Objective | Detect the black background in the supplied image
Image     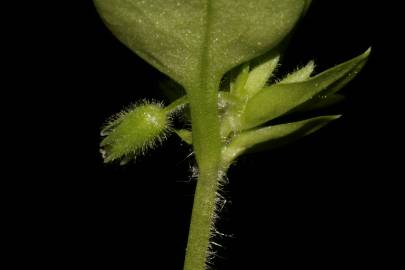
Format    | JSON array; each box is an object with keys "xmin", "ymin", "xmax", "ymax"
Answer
[{"xmin": 11, "ymin": 1, "xmax": 400, "ymax": 269}]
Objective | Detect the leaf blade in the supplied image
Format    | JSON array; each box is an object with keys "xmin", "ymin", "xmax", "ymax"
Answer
[
  {"xmin": 295, "ymin": 94, "xmax": 345, "ymax": 113},
  {"xmin": 222, "ymin": 115, "xmax": 340, "ymax": 166},
  {"xmin": 279, "ymin": 60, "xmax": 314, "ymax": 84},
  {"xmin": 242, "ymin": 48, "xmax": 370, "ymax": 129},
  {"xmin": 94, "ymin": 0, "xmax": 309, "ymax": 89},
  {"xmin": 175, "ymin": 129, "xmax": 193, "ymax": 145},
  {"xmin": 243, "ymin": 54, "xmax": 280, "ymax": 99}
]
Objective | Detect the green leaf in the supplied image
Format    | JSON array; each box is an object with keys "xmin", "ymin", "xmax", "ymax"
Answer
[
  {"xmin": 164, "ymin": 95, "xmax": 189, "ymax": 113},
  {"xmin": 279, "ymin": 60, "xmax": 314, "ymax": 84},
  {"xmin": 243, "ymin": 54, "xmax": 280, "ymax": 99},
  {"xmin": 93, "ymin": 0, "xmax": 309, "ymax": 90},
  {"xmin": 221, "ymin": 115, "xmax": 340, "ymax": 166},
  {"xmin": 175, "ymin": 129, "xmax": 193, "ymax": 145},
  {"xmin": 322, "ymin": 54, "xmax": 370, "ymax": 96},
  {"xmin": 242, "ymin": 48, "xmax": 370, "ymax": 129},
  {"xmin": 295, "ymin": 94, "xmax": 345, "ymax": 113},
  {"xmin": 230, "ymin": 64, "xmax": 250, "ymax": 98}
]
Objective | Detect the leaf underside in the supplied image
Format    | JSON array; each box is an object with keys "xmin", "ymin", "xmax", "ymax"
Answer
[{"xmin": 94, "ymin": 0, "xmax": 309, "ymax": 91}]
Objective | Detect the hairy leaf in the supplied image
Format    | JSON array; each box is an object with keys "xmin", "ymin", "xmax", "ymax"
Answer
[
  {"xmin": 280, "ymin": 60, "xmax": 314, "ymax": 84},
  {"xmin": 243, "ymin": 54, "xmax": 280, "ymax": 99}
]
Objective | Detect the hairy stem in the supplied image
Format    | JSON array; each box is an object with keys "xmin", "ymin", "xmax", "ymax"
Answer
[
  {"xmin": 183, "ymin": 79, "xmax": 222, "ymax": 269},
  {"xmin": 183, "ymin": 166, "xmax": 221, "ymax": 270},
  {"xmin": 184, "ymin": 2, "xmax": 222, "ymax": 268}
]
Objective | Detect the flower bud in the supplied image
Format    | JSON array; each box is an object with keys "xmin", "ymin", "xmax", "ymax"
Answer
[{"xmin": 100, "ymin": 102, "xmax": 170, "ymax": 163}]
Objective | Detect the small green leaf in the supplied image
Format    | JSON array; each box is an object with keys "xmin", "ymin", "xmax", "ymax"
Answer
[
  {"xmin": 100, "ymin": 103, "xmax": 170, "ymax": 163},
  {"xmin": 279, "ymin": 60, "xmax": 314, "ymax": 84},
  {"xmin": 230, "ymin": 64, "xmax": 250, "ymax": 98},
  {"xmin": 243, "ymin": 54, "xmax": 280, "ymax": 99},
  {"xmin": 322, "ymin": 53, "xmax": 370, "ymax": 96},
  {"xmin": 164, "ymin": 95, "xmax": 189, "ymax": 113},
  {"xmin": 222, "ymin": 115, "xmax": 340, "ymax": 166},
  {"xmin": 242, "ymin": 48, "xmax": 370, "ymax": 129},
  {"xmin": 175, "ymin": 129, "xmax": 193, "ymax": 145}
]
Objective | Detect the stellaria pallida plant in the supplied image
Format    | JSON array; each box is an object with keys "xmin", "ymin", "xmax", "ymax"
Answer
[{"xmin": 94, "ymin": 1, "xmax": 370, "ymax": 269}]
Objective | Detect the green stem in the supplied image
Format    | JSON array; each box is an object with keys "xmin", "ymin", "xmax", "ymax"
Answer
[
  {"xmin": 183, "ymin": 81, "xmax": 222, "ymax": 269},
  {"xmin": 183, "ymin": 166, "xmax": 221, "ymax": 270},
  {"xmin": 184, "ymin": 2, "xmax": 222, "ymax": 268}
]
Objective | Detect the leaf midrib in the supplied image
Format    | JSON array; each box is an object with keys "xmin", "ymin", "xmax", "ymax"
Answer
[{"xmin": 197, "ymin": 0, "xmax": 214, "ymax": 92}]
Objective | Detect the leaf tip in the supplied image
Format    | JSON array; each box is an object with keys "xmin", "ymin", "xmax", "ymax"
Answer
[
  {"xmin": 361, "ymin": 47, "xmax": 372, "ymax": 59},
  {"xmin": 328, "ymin": 114, "xmax": 342, "ymax": 121}
]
